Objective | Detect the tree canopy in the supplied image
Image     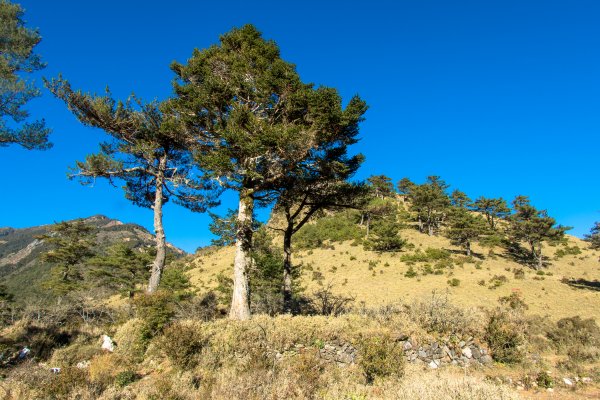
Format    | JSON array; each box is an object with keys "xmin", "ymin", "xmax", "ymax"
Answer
[
  {"xmin": 0, "ymin": 0, "xmax": 51, "ymax": 150},
  {"xmin": 171, "ymin": 24, "xmax": 367, "ymax": 319}
]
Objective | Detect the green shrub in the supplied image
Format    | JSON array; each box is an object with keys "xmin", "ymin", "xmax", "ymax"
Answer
[
  {"xmin": 157, "ymin": 323, "xmax": 205, "ymax": 369},
  {"xmin": 555, "ymin": 245, "xmax": 581, "ymax": 258},
  {"xmin": 485, "ymin": 309, "xmax": 525, "ymax": 364},
  {"xmin": 295, "ymin": 211, "xmax": 363, "ymax": 249},
  {"xmin": 400, "ymin": 247, "xmax": 451, "ymax": 263},
  {"xmin": 488, "ymin": 275, "xmax": 508, "ymax": 289},
  {"xmin": 498, "ymin": 292, "xmax": 528, "ymax": 311},
  {"xmin": 133, "ymin": 291, "xmax": 176, "ymax": 341},
  {"xmin": 536, "ymin": 371, "xmax": 554, "ymax": 388},
  {"xmin": 115, "ymin": 370, "xmax": 138, "ymax": 388},
  {"xmin": 447, "ymin": 278, "xmax": 460, "ymax": 287},
  {"xmin": 357, "ymin": 335, "xmax": 405, "ymax": 383},
  {"xmin": 363, "ymin": 219, "xmax": 407, "ymax": 252},
  {"xmin": 404, "ymin": 266, "xmax": 417, "ymax": 278}
]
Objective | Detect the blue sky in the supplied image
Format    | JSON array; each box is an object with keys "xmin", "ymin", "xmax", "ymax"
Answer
[{"xmin": 2, "ymin": 0, "xmax": 599, "ymax": 252}]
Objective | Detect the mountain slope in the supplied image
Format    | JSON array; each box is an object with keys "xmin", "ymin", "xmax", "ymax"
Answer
[
  {"xmin": 185, "ymin": 228, "xmax": 600, "ymax": 321},
  {"xmin": 0, "ymin": 215, "xmax": 185, "ymax": 301}
]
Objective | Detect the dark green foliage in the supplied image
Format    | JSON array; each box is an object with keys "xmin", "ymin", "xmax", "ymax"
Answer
[
  {"xmin": 450, "ymin": 190, "xmax": 471, "ymax": 209},
  {"xmin": 364, "ymin": 218, "xmax": 407, "ymax": 252},
  {"xmin": 485, "ymin": 309, "xmax": 525, "ymax": 364},
  {"xmin": 115, "ymin": 370, "xmax": 138, "ymax": 388},
  {"xmin": 88, "ymin": 243, "xmax": 152, "ymax": 297},
  {"xmin": 363, "ymin": 199, "xmax": 407, "ymax": 252},
  {"xmin": 396, "ymin": 177, "xmax": 416, "ymax": 196},
  {"xmin": 160, "ymin": 265, "xmax": 192, "ymax": 300},
  {"xmin": 0, "ymin": 0, "xmax": 51, "ymax": 150},
  {"xmin": 367, "ymin": 175, "xmax": 395, "ymax": 199},
  {"xmin": 44, "ymin": 79, "xmax": 217, "ymax": 215},
  {"xmin": 536, "ymin": 371, "xmax": 554, "ymax": 388},
  {"xmin": 445, "ymin": 208, "xmax": 488, "ymax": 256},
  {"xmin": 584, "ymin": 222, "xmax": 600, "ymax": 250},
  {"xmin": 472, "ymin": 197, "xmax": 510, "ymax": 230},
  {"xmin": 158, "ymin": 323, "xmax": 205, "ymax": 369},
  {"xmin": 0, "ymin": 216, "xmax": 183, "ymax": 304},
  {"xmin": 0, "ymin": 283, "xmax": 12, "ymax": 302},
  {"xmin": 554, "ymin": 245, "xmax": 581, "ymax": 259},
  {"xmin": 171, "ymin": 24, "xmax": 367, "ymax": 318},
  {"xmin": 45, "ymin": 75, "xmax": 218, "ymax": 294},
  {"xmin": 357, "ymin": 335, "xmax": 405, "ymax": 383},
  {"xmin": 133, "ymin": 291, "xmax": 176, "ymax": 341},
  {"xmin": 39, "ymin": 220, "xmax": 96, "ymax": 296},
  {"xmin": 249, "ymin": 229, "xmax": 288, "ymax": 314},
  {"xmin": 508, "ymin": 196, "xmax": 570, "ymax": 269},
  {"xmin": 404, "ymin": 176, "xmax": 451, "ymax": 235},
  {"xmin": 447, "ymin": 278, "xmax": 460, "ymax": 287},
  {"xmin": 404, "ymin": 266, "xmax": 418, "ymax": 278},
  {"xmin": 295, "ymin": 211, "xmax": 362, "ymax": 249}
]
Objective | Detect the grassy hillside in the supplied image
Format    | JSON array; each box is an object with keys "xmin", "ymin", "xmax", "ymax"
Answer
[{"xmin": 186, "ymin": 229, "xmax": 599, "ymax": 321}]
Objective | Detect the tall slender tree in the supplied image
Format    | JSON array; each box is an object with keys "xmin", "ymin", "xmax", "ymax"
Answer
[
  {"xmin": 45, "ymin": 79, "xmax": 218, "ymax": 293},
  {"xmin": 0, "ymin": 0, "xmax": 51, "ymax": 150},
  {"xmin": 171, "ymin": 24, "xmax": 367, "ymax": 319}
]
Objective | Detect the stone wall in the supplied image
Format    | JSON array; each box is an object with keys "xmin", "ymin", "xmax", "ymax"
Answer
[{"xmin": 290, "ymin": 336, "xmax": 492, "ymax": 368}]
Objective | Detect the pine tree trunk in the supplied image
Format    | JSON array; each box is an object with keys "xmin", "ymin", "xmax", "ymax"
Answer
[
  {"xmin": 428, "ymin": 224, "xmax": 434, "ymax": 236},
  {"xmin": 229, "ymin": 190, "xmax": 253, "ymax": 320},
  {"xmin": 366, "ymin": 214, "xmax": 371, "ymax": 238},
  {"xmin": 418, "ymin": 215, "xmax": 423, "ymax": 232},
  {"xmin": 466, "ymin": 241, "xmax": 471, "ymax": 257},
  {"xmin": 282, "ymin": 228, "xmax": 293, "ymax": 314},
  {"xmin": 537, "ymin": 244, "xmax": 543, "ymax": 270},
  {"xmin": 147, "ymin": 156, "xmax": 167, "ymax": 293}
]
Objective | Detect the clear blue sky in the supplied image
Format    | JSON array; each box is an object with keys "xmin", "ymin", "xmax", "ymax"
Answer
[{"xmin": 2, "ymin": 0, "xmax": 599, "ymax": 252}]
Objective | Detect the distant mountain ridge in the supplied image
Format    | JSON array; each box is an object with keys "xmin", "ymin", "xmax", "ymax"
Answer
[{"xmin": 0, "ymin": 215, "xmax": 185, "ymax": 301}]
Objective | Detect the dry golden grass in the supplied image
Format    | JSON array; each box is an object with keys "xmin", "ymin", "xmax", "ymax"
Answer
[{"xmin": 185, "ymin": 230, "xmax": 600, "ymax": 321}]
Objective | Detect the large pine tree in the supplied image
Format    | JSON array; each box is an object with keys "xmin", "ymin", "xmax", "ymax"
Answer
[
  {"xmin": 508, "ymin": 196, "xmax": 569, "ymax": 270},
  {"xmin": 171, "ymin": 24, "xmax": 366, "ymax": 319},
  {"xmin": 0, "ymin": 0, "xmax": 51, "ymax": 150},
  {"xmin": 45, "ymin": 80, "xmax": 218, "ymax": 293}
]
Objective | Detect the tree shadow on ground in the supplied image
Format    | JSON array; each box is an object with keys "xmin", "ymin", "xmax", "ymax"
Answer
[
  {"xmin": 447, "ymin": 249, "xmax": 485, "ymax": 260},
  {"xmin": 563, "ymin": 278, "xmax": 600, "ymax": 292},
  {"xmin": 500, "ymin": 241, "xmax": 549, "ymax": 269}
]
